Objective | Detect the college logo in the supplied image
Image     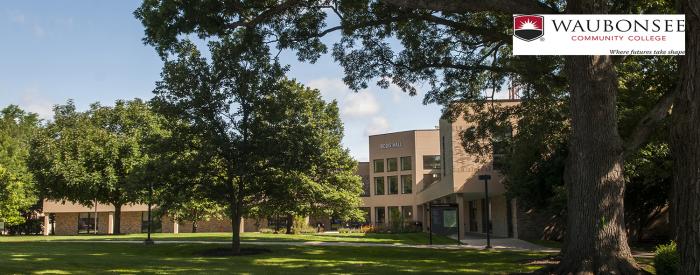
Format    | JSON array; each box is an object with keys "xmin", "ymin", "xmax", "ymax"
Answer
[{"xmin": 513, "ymin": 15, "xmax": 544, "ymax": 41}]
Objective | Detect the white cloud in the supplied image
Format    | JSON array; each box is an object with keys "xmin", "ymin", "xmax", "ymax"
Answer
[
  {"xmin": 16, "ymin": 88, "xmax": 54, "ymax": 120},
  {"xmin": 365, "ymin": 116, "xmax": 390, "ymax": 136},
  {"xmin": 342, "ymin": 91, "xmax": 380, "ymax": 117},
  {"xmin": 306, "ymin": 77, "xmax": 381, "ymax": 118}
]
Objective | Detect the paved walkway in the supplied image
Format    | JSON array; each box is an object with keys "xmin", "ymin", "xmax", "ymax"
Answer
[
  {"xmin": 45, "ymin": 239, "xmax": 557, "ymax": 252},
  {"xmin": 42, "ymin": 239, "xmax": 653, "ymax": 258}
]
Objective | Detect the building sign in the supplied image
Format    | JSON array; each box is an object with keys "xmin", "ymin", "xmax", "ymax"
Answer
[
  {"xmin": 513, "ymin": 14, "xmax": 685, "ymax": 55},
  {"xmin": 379, "ymin": 142, "xmax": 402, "ymax": 149}
]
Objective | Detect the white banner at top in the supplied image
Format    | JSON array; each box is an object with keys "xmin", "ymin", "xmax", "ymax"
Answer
[{"xmin": 512, "ymin": 14, "xmax": 685, "ymax": 55}]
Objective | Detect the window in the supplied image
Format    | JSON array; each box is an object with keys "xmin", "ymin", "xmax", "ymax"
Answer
[
  {"xmin": 386, "ymin": 158, "xmax": 398, "ymax": 172},
  {"xmin": 441, "ymin": 136, "xmax": 446, "ymax": 175},
  {"xmin": 401, "ymin": 175, "xmax": 413, "ymax": 194},
  {"xmin": 373, "ymin": 159, "xmax": 384, "ymax": 173},
  {"xmin": 374, "ymin": 177, "xmax": 385, "ymax": 195},
  {"xmin": 141, "ymin": 212, "xmax": 162, "ymax": 233},
  {"xmin": 401, "ymin": 206, "xmax": 413, "ymax": 220},
  {"xmin": 78, "ymin": 213, "xmax": 97, "ymax": 234},
  {"xmin": 267, "ymin": 215, "xmax": 289, "ymax": 229},
  {"xmin": 400, "ymin": 156, "xmax": 412, "ymax": 171},
  {"xmin": 388, "ymin": 206, "xmax": 400, "ymax": 222},
  {"xmin": 360, "ymin": 175, "xmax": 370, "ymax": 197},
  {"xmin": 375, "ymin": 207, "xmax": 385, "ymax": 224},
  {"xmin": 388, "ymin": 176, "xmax": 399, "ymax": 195},
  {"xmin": 423, "ymin": 155, "xmax": 441, "ymax": 169},
  {"xmin": 492, "ymin": 126, "xmax": 513, "ymax": 171}
]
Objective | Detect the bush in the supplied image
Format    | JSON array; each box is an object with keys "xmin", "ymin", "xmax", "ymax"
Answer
[
  {"xmin": 338, "ymin": 227, "xmax": 363, "ymax": 234},
  {"xmin": 259, "ymin": 228, "xmax": 275, "ymax": 234},
  {"xmin": 292, "ymin": 216, "xmax": 316, "ymax": 234},
  {"xmin": 654, "ymin": 241, "xmax": 679, "ymax": 275}
]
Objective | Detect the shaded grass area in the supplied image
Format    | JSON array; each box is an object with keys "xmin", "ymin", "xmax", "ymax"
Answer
[
  {"xmin": 1, "ymin": 242, "xmax": 547, "ymax": 274},
  {"xmin": 0, "ymin": 232, "xmax": 457, "ymax": 245}
]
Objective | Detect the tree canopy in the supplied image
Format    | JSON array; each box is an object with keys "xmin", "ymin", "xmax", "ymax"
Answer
[
  {"xmin": 29, "ymin": 99, "xmax": 165, "ymax": 234},
  {"xmin": 0, "ymin": 106, "xmax": 40, "ymax": 226}
]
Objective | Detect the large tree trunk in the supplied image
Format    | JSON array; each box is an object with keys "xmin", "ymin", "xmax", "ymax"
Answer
[
  {"xmin": 671, "ymin": 1, "xmax": 700, "ymax": 273},
  {"xmin": 554, "ymin": 54, "xmax": 642, "ymax": 274},
  {"xmin": 113, "ymin": 204, "xmax": 122, "ymax": 235},
  {"xmin": 192, "ymin": 220, "xmax": 198, "ymax": 233},
  {"xmin": 285, "ymin": 214, "xmax": 293, "ymax": 234},
  {"xmin": 545, "ymin": 1, "xmax": 646, "ymax": 272}
]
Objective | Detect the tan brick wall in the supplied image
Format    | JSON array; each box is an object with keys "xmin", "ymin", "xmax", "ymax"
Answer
[
  {"xmin": 118, "ymin": 211, "xmax": 143, "ymax": 234},
  {"xmin": 243, "ymin": 218, "xmax": 267, "ymax": 232},
  {"xmin": 161, "ymin": 216, "xmax": 174, "ymax": 233},
  {"xmin": 54, "ymin": 213, "xmax": 78, "ymax": 235},
  {"xmin": 97, "ymin": 212, "xmax": 110, "ymax": 234}
]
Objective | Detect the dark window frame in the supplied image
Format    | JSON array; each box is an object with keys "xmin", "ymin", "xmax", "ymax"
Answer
[
  {"xmin": 77, "ymin": 212, "xmax": 97, "ymax": 234},
  {"xmin": 388, "ymin": 176, "xmax": 399, "ymax": 195},
  {"xmin": 141, "ymin": 211, "xmax": 163, "ymax": 233},
  {"xmin": 386, "ymin": 158, "xmax": 398, "ymax": 172},
  {"xmin": 400, "ymin": 156, "xmax": 412, "ymax": 171},
  {"xmin": 373, "ymin": 159, "xmax": 384, "ymax": 173},
  {"xmin": 374, "ymin": 177, "xmax": 385, "ymax": 195},
  {"xmin": 401, "ymin": 175, "xmax": 413, "ymax": 194},
  {"xmin": 423, "ymin": 155, "xmax": 441, "ymax": 170}
]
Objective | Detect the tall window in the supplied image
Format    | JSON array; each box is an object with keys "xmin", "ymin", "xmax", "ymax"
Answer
[
  {"xmin": 374, "ymin": 177, "xmax": 385, "ymax": 195},
  {"xmin": 388, "ymin": 176, "xmax": 399, "ymax": 195},
  {"xmin": 400, "ymin": 156, "xmax": 412, "ymax": 171},
  {"xmin": 492, "ymin": 126, "xmax": 513, "ymax": 171},
  {"xmin": 423, "ymin": 155, "xmax": 441, "ymax": 169},
  {"xmin": 78, "ymin": 213, "xmax": 97, "ymax": 234},
  {"xmin": 387, "ymin": 158, "xmax": 398, "ymax": 172},
  {"xmin": 360, "ymin": 175, "xmax": 370, "ymax": 197},
  {"xmin": 373, "ymin": 159, "xmax": 384, "ymax": 173},
  {"xmin": 375, "ymin": 207, "xmax": 385, "ymax": 224},
  {"xmin": 401, "ymin": 175, "xmax": 413, "ymax": 194},
  {"xmin": 401, "ymin": 206, "xmax": 413, "ymax": 220},
  {"xmin": 441, "ymin": 136, "xmax": 446, "ymax": 175},
  {"xmin": 388, "ymin": 206, "xmax": 400, "ymax": 222},
  {"xmin": 141, "ymin": 212, "xmax": 162, "ymax": 233}
]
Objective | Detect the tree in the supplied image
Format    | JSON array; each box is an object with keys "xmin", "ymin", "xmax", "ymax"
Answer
[
  {"xmin": 135, "ymin": 0, "xmax": 678, "ymax": 272},
  {"xmin": 671, "ymin": 0, "xmax": 699, "ymax": 272},
  {"xmin": 150, "ymin": 30, "xmax": 287, "ymax": 253},
  {"xmin": 30, "ymin": 99, "xmax": 164, "ymax": 234},
  {"xmin": 256, "ymin": 80, "xmax": 363, "ymax": 233},
  {"xmin": 0, "ymin": 106, "xmax": 40, "ymax": 226}
]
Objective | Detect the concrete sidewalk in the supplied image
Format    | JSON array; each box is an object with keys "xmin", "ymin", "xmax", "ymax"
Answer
[{"xmin": 42, "ymin": 239, "xmax": 558, "ymax": 252}]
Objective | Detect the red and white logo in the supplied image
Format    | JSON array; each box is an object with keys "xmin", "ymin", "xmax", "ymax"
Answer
[{"xmin": 513, "ymin": 15, "xmax": 544, "ymax": 41}]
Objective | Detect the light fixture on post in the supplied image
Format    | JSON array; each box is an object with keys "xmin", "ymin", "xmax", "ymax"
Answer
[{"xmin": 478, "ymin": 174, "xmax": 492, "ymax": 249}]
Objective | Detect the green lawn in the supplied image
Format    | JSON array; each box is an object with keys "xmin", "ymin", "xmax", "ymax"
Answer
[
  {"xmin": 0, "ymin": 232, "xmax": 458, "ymax": 245},
  {"xmin": 0, "ymin": 242, "xmax": 547, "ymax": 274}
]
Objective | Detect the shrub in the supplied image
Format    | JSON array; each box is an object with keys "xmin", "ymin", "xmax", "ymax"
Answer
[
  {"xmin": 654, "ymin": 241, "xmax": 679, "ymax": 275},
  {"xmin": 291, "ymin": 216, "xmax": 315, "ymax": 234},
  {"xmin": 338, "ymin": 227, "xmax": 363, "ymax": 234},
  {"xmin": 259, "ymin": 228, "xmax": 275, "ymax": 234}
]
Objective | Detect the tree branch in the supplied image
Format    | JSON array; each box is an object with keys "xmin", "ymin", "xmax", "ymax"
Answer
[
  {"xmin": 622, "ymin": 85, "xmax": 679, "ymax": 158},
  {"xmin": 226, "ymin": 0, "xmax": 303, "ymax": 29},
  {"xmin": 382, "ymin": 0, "xmax": 559, "ymax": 15}
]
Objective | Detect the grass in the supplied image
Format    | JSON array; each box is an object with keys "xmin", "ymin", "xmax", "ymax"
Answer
[
  {"xmin": 0, "ymin": 241, "xmax": 549, "ymax": 274},
  {"xmin": 0, "ymin": 232, "xmax": 458, "ymax": 245}
]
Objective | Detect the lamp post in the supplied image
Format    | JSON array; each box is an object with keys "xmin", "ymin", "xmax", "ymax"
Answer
[
  {"xmin": 144, "ymin": 182, "xmax": 154, "ymax": 245},
  {"xmin": 478, "ymin": 174, "xmax": 492, "ymax": 249}
]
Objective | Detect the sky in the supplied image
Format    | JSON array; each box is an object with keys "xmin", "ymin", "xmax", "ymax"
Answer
[{"xmin": 0, "ymin": 1, "xmax": 444, "ymax": 162}]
